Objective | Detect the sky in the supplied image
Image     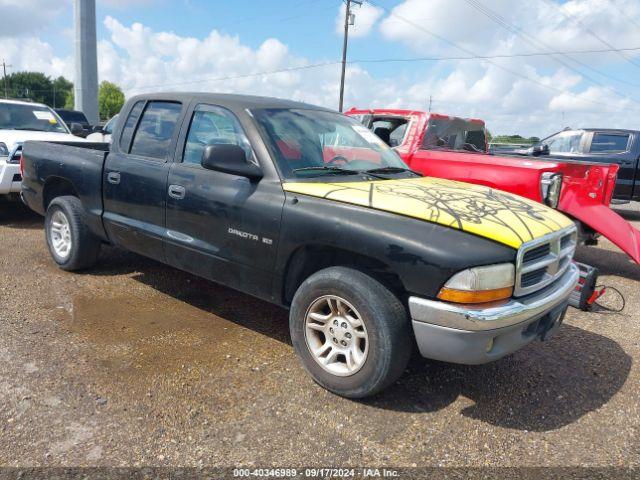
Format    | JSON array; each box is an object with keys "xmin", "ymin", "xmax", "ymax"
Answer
[{"xmin": 1, "ymin": 0, "xmax": 640, "ymax": 136}]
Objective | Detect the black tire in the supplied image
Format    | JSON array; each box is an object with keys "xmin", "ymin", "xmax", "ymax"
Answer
[
  {"xmin": 45, "ymin": 196, "xmax": 101, "ymax": 271},
  {"xmin": 289, "ymin": 266, "xmax": 411, "ymax": 398}
]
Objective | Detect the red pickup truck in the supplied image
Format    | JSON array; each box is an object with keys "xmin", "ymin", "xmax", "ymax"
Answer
[{"xmin": 346, "ymin": 108, "xmax": 640, "ymax": 264}]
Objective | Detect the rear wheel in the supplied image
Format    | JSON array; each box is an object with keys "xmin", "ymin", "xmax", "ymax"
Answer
[
  {"xmin": 290, "ymin": 267, "xmax": 411, "ymax": 398},
  {"xmin": 45, "ymin": 196, "xmax": 101, "ymax": 271}
]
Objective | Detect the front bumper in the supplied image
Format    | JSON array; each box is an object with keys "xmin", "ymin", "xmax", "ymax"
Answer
[
  {"xmin": 409, "ymin": 263, "xmax": 579, "ymax": 365},
  {"xmin": 0, "ymin": 159, "xmax": 21, "ymax": 195}
]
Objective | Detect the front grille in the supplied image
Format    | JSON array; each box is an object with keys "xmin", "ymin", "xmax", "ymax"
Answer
[
  {"xmin": 522, "ymin": 244, "xmax": 550, "ymax": 263},
  {"xmin": 7, "ymin": 144, "xmax": 22, "ymax": 164},
  {"xmin": 514, "ymin": 226, "xmax": 577, "ymax": 297},
  {"xmin": 560, "ymin": 233, "xmax": 573, "ymax": 250},
  {"xmin": 521, "ymin": 267, "xmax": 547, "ymax": 287}
]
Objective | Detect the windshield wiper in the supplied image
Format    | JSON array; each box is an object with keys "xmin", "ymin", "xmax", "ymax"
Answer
[
  {"xmin": 12, "ymin": 127, "xmax": 48, "ymax": 132},
  {"xmin": 365, "ymin": 166, "xmax": 423, "ymax": 177},
  {"xmin": 292, "ymin": 166, "xmax": 361, "ymax": 176},
  {"xmin": 292, "ymin": 166, "xmax": 392, "ymax": 180}
]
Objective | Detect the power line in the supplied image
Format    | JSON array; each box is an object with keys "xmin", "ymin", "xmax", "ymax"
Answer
[
  {"xmin": 351, "ymin": 46, "xmax": 640, "ymax": 63},
  {"xmin": 606, "ymin": 0, "xmax": 640, "ymax": 31},
  {"xmin": 128, "ymin": 61, "xmax": 342, "ymax": 92},
  {"xmin": 461, "ymin": 0, "xmax": 640, "ymax": 103},
  {"xmin": 539, "ymin": 0, "xmax": 640, "ymax": 70},
  {"xmin": 365, "ymin": 0, "xmax": 640, "ymax": 112},
  {"xmin": 122, "ymin": 45, "xmax": 640, "ymax": 112}
]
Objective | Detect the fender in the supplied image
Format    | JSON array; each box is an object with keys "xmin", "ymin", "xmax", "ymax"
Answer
[{"xmin": 558, "ymin": 165, "xmax": 640, "ymax": 264}]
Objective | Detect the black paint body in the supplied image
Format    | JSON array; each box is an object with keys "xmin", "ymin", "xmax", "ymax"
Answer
[
  {"xmin": 516, "ymin": 128, "xmax": 640, "ymax": 202},
  {"xmin": 21, "ymin": 93, "xmax": 516, "ymax": 307}
]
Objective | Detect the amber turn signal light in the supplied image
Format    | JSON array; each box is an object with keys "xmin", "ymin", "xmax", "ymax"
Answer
[{"xmin": 437, "ymin": 286, "xmax": 514, "ymax": 304}]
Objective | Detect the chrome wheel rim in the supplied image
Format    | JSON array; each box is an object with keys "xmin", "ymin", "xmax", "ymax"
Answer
[
  {"xmin": 50, "ymin": 210, "xmax": 72, "ymax": 259},
  {"xmin": 304, "ymin": 295, "xmax": 369, "ymax": 377}
]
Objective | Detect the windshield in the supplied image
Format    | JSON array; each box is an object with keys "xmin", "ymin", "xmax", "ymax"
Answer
[
  {"xmin": 252, "ymin": 108, "xmax": 411, "ymax": 180},
  {"xmin": 104, "ymin": 114, "xmax": 118, "ymax": 134},
  {"xmin": 0, "ymin": 103, "xmax": 69, "ymax": 133},
  {"xmin": 422, "ymin": 117, "xmax": 486, "ymax": 153}
]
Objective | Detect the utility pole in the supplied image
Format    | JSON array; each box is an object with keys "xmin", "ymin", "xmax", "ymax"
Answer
[
  {"xmin": 338, "ymin": 0, "xmax": 362, "ymax": 112},
  {"xmin": 428, "ymin": 95, "xmax": 432, "ymax": 113},
  {"xmin": 2, "ymin": 59, "xmax": 11, "ymax": 99},
  {"xmin": 74, "ymin": 0, "xmax": 99, "ymax": 124}
]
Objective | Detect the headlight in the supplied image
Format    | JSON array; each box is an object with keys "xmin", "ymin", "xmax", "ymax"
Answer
[
  {"xmin": 541, "ymin": 172, "xmax": 562, "ymax": 208},
  {"xmin": 0, "ymin": 142, "xmax": 8, "ymax": 157},
  {"xmin": 437, "ymin": 263, "xmax": 515, "ymax": 304}
]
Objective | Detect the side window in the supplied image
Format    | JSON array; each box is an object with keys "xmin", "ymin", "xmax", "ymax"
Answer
[
  {"xmin": 389, "ymin": 123, "xmax": 408, "ymax": 147},
  {"xmin": 129, "ymin": 101, "xmax": 182, "ymax": 160},
  {"xmin": 119, "ymin": 102, "xmax": 144, "ymax": 152},
  {"xmin": 589, "ymin": 133, "xmax": 630, "ymax": 153},
  {"xmin": 183, "ymin": 105, "xmax": 253, "ymax": 165}
]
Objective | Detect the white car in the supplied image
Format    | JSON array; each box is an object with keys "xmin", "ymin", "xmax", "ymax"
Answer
[
  {"xmin": 86, "ymin": 114, "xmax": 118, "ymax": 143},
  {"xmin": 0, "ymin": 99, "xmax": 86, "ymax": 198}
]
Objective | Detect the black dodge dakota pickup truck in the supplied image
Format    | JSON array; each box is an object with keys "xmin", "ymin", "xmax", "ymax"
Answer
[{"xmin": 21, "ymin": 93, "xmax": 579, "ymax": 398}]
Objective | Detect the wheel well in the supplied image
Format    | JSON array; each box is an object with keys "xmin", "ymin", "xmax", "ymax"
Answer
[
  {"xmin": 43, "ymin": 177, "xmax": 79, "ymax": 211},
  {"xmin": 282, "ymin": 245, "xmax": 406, "ymax": 305}
]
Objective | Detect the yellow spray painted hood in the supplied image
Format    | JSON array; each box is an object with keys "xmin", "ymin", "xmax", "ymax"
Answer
[{"xmin": 283, "ymin": 177, "xmax": 573, "ymax": 249}]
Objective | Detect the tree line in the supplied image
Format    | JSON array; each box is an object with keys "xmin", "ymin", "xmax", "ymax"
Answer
[
  {"xmin": 3, "ymin": 71, "xmax": 125, "ymax": 122},
  {"xmin": 486, "ymin": 130, "xmax": 540, "ymax": 145}
]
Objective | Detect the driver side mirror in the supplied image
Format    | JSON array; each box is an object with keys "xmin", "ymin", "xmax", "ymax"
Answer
[
  {"xmin": 69, "ymin": 123, "xmax": 84, "ymax": 136},
  {"xmin": 201, "ymin": 144, "xmax": 263, "ymax": 180},
  {"xmin": 530, "ymin": 144, "xmax": 549, "ymax": 156}
]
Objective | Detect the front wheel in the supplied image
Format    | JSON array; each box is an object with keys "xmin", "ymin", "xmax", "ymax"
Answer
[
  {"xmin": 45, "ymin": 196, "xmax": 101, "ymax": 271},
  {"xmin": 289, "ymin": 267, "xmax": 411, "ymax": 398}
]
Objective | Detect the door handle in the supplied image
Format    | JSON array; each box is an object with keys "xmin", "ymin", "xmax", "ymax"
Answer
[
  {"xmin": 168, "ymin": 184, "xmax": 186, "ymax": 200},
  {"xmin": 107, "ymin": 171, "xmax": 121, "ymax": 185}
]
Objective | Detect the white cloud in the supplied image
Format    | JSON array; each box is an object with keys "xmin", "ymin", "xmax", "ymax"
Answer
[
  {"xmin": 3, "ymin": 0, "xmax": 640, "ymax": 137},
  {"xmin": 374, "ymin": 0, "xmax": 640, "ymax": 135},
  {"xmin": 91, "ymin": 13, "xmax": 640, "ymax": 136},
  {"xmin": 0, "ymin": 0, "xmax": 68, "ymax": 37},
  {"xmin": 334, "ymin": 2, "xmax": 384, "ymax": 39},
  {"xmin": 0, "ymin": 36, "xmax": 72, "ymax": 78}
]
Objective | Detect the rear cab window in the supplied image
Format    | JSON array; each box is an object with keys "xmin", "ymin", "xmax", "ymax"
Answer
[{"xmin": 421, "ymin": 117, "xmax": 486, "ymax": 153}]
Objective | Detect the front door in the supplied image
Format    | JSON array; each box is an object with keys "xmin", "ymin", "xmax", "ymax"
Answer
[
  {"xmin": 581, "ymin": 131, "xmax": 636, "ymax": 202},
  {"xmin": 103, "ymin": 100, "xmax": 184, "ymax": 261},
  {"xmin": 164, "ymin": 103, "xmax": 284, "ymax": 299}
]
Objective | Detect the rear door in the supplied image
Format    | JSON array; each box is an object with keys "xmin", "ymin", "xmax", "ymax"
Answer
[
  {"xmin": 163, "ymin": 103, "xmax": 284, "ymax": 299},
  {"xmin": 581, "ymin": 131, "xmax": 636, "ymax": 201},
  {"xmin": 103, "ymin": 100, "xmax": 184, "ymax": 261}
]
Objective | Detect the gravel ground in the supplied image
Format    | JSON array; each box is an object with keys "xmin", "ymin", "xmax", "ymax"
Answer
[{"xmin": 0, "ymin": 199, "xmax": 639, "ymax": 469}]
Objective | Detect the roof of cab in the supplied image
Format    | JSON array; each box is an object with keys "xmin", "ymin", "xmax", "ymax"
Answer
[{"xmin": 126, "ymin": 92, "xmax": 334, "ymax": 112}]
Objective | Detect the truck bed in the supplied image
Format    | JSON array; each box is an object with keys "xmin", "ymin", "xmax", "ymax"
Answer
[{"xmin": 21, "ymin": 141, "xmax": 111, "ymax": 237}]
